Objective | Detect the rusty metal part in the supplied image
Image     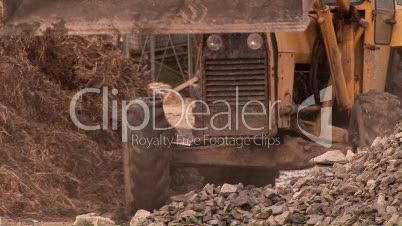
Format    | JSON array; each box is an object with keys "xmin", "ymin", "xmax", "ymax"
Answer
[
  {"xmin": 173, "ymin": 144, "xmax": 277, "ymax": 169},
  {"xmin": 354, "ymin": 26, "xmax": 365, "ymax": 46},
  {"xmin": 171, "ymin": 137, "xmax": 351, "ymax": 170},
  {"xmin": 173, "ymin": 75, "xmax": 200, "ymax": 92},
  {"xmin": 280, "ymin": 105, "xmax": 321, "ymax": 116},
  {"xmin": 277, "ymin": 53, "xmax": 295, "ymax": 128},
  {"xmin": 336, "ymin": 0, "xmax": 351, "ymax": 13},
  {"xmin": 391, "ymin": 6, "xmax": 402, "ymax": 47},
  {"xmin": 314, "ymin": 2, "xmax": 352, "ymax": 109},
  {"xmin": 342, "ymin": 24, "xmax": 355, "ymax": 101},
  {"xmin": 1, "ymin": 0, "xmax": 315, "ymax": 35}
]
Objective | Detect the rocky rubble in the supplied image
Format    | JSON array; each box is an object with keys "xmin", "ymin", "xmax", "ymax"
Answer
[{"xmin": 133, "ymin": 125, "xmax": 402, "ymax": 226}]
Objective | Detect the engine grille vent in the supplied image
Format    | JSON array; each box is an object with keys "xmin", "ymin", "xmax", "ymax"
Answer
[{"xmin": 204, "ymin": 58, "xmax": 267, "ymax": 105}]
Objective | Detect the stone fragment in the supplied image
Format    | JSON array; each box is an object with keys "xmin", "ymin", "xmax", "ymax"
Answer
[
  {"xmin": 346, "ymin": 150, "xmax": 355, "ymax": 161},
  {"xmin": 310, "ymin": 150, "xmax": 347, "ymax": 165},
  {"xmin": 263, "ymin": 188, "xmax": 277, "ymax": 199},
  {"xmin": 385, "ymin": 214, "xmax": 400, "ymax": 226},
  {"xmin": 73, "ymin": 213, "xmax": 115, "ymax": 226},
  {"xmin": 220, "ymin": 184, "xmax": 239, "ymax": 194},
  {"xmin": 270, "ymin": 205, "xmax": 284, "ymax": 215},
  {"xmin": 231, "ymin": 194, "xmax": 249, "ymax": 207},
  {"xmin": 386, "ymin": 206, "xmax": 398, "ymax": 215},
  {"xmin": 274, "ymin": 211, "xmax": 290, "ymax": 225},
  {"xmin": 203, "ymin": 184, "xmax": 214, "ymax": 195},
  {"xmin": 290, "ymin": 212, "xmax": 306, "ymax": 224},
  {"xmin": 0, "ymin": 217, "xmax": 9, "ymax": 226},
  {"xmin": 306, "ymin": 214, "xmax": 324, "ymax": 225},
  {"xmin": 267, "ymin": 216, "xmax": 278, "ymax": 226},
  {"xmin": 131, "ymin": 209, "xmax": 151, "ymax": 226},
  {"xmin": 178, "ymin": 210, "xmax": 196, "ymax": 218},
  {"xmin": 207, "ymin": 219, "xmax": 219, "ymax": 225}
]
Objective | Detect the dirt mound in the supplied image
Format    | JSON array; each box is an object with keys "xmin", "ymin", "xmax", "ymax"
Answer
[
  {"xmin": 139, "ymin": 125, "xmax": 402, "ymax": 225},
  {"xmin": 0, "ymin": 35, "xmax": 150, "ymax": 219}
]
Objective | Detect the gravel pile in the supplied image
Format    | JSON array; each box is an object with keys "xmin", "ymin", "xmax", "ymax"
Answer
[{"xmin": 134, "ymin": 125, "xmax": 402, "ymax": 226}]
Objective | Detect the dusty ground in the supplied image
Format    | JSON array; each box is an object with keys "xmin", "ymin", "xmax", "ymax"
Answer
[
  {"xmin": 4, "ymin": 222, "xmax": 72, "ymax": 226},
  {"xmin": 164, "ymin": 96, "xmax": 347, "ymax": 200},
  {"xmin": 275, "ymin": 168, "xmax": 313, "ymax": 188},
  {"xmin": 2, "ymin": 168, "xmax": 315, "ymax": 225}
]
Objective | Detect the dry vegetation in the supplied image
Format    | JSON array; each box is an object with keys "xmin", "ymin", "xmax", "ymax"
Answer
[{"xmin": 0, "ymin": 35, "xmax": 150, "ymax": 219}]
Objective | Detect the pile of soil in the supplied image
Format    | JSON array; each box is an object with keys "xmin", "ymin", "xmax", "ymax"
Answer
[
  {"xmin": 0, "ymin": 35, "xmax": 150, "ymax": 219},
  {"xmin": 137, "ymin": 125, "xmax": 402, "ymax": 225}
]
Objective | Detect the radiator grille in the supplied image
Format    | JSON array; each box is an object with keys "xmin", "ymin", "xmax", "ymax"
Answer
[{"xmin": 204, "ymin": 58, "xmax": 267, "ymax": 105}]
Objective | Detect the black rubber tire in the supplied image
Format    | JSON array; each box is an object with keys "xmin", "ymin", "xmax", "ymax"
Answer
[
  {"xmin": 123, "ymin": 98, "xmax": 175, "ymax": 214},
  {"xmin": 349, "ymin": 92, "xmax": 402, "ymax": 148}
]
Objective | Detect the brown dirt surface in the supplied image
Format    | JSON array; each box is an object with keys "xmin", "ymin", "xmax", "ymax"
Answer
[{"xmin": 0, "ymin": 34, "xmax": 150, "ymax": 220}]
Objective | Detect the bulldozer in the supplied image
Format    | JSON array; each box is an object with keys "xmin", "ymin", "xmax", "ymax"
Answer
[{"xmin": 2, "ymin": 0, "xmax": 402, "ymax": 214}]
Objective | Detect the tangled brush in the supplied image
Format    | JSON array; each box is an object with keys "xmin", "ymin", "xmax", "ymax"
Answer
[{"xmin": 0, "ymin": 35, "xmax": 150, "ymax": 219}]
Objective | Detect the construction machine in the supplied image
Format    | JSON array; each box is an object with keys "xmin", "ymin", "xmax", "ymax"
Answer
[{"xmin": 2, "ymin": 0, "xmax": 402, "ymax": 214}]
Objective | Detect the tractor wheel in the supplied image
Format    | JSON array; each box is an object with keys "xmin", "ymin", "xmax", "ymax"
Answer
[
  {"xmin": 123, "ymin": 98, "xmax": 175, "ymax": 214},
  {"xmin": 349, "ymin": 92, "xmax": 402, "ymax": 148}
]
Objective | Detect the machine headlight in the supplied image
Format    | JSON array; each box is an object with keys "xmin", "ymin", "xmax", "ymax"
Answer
[
  {"xmin": 247, "ymin": 33, "xmax": 263, "ymax": 50},
  {"xmin": 207, "ymin": 35, "xmax": 223, "ymax": 51}
]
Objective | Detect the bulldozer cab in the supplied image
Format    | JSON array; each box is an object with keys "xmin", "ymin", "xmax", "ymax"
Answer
[{"xmin": 2, "ymin": 0, "xmax": 315, "ymax": 35}]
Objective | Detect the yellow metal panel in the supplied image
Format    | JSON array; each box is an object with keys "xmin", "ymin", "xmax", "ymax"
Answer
[
  {"xmin": 362, "ymin": 46, "xmax": 391, "ymax": 92},
  {"xmin": 354, "ymin": 0, "xmax": 374, "ymax": 10},
  {"xmin": 391, "ymin": 7, "xmax": 402, "ymax": 47},
  {"xmin": 354, "ymin": 38, "xmax": 364, "ymax": 96},
  {"xmin": 362, "ymin": 6, "xmax": 375, "ymax": 90},
  {"xmin": 266, "ymin": 34, "xmax": 278, "ymax": 131},
  {"xmin": 336, "ymin": 0, "xmax": 350, "ymax": 12},
  {"xmin": 315, "ymin": 3, "xmax": 352, "ymax": 109},
  {"xmin": 277, "ymin": 53, "xmax": 296, "ymax": 128},
  {"xmin": 364, "ymin": 8, "xmax": 375, "ymax": 45},
  {"xmin": 275, "ymin": 20, "xmax": 317, "ymax": 64},
  {"xmin": 342, "ymin": 24, "xmax": 356, "ymax": 100},
  {"xmin": 362, "ymin": 2, "xmax": 391, "ymax": 92}
]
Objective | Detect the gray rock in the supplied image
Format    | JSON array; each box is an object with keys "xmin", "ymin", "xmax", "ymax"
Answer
[
  {"xmin": 386, "ymin": 206, "xmax": 398, "ymax": 215},
  {"xmin": 310, "ymin": 150, "xmax": 347, "ymax": 165},
  {"xmin": 274, "ymin": 211, "xmax": 290, "ymax": 225},
  {"xmin": 178, "ymin": 210, "xmax": 196, "ymax": 219},
  {"xmin": 73, "ymin": 213, "xmax": 115, "ymax": 226},
  {"xmin": 131, "ymin": 209, "xmax": 151, "ymax": 226},
  {"xmin": 220, "ymin": 184, "xmax": 239, "ymax": 194},
  {"xmin": 203, "ymin": 184, "xmax": 214, "ymax": 195},
  {"xmin": 346, "ymin": 150, "xmax": 355, "ymax": 161},
  {"xmin": 0, "ymin": 217, "xmax": 9, "ymax": 226},
  {"xmin": 207, "ymin": 219, "xmax": 219, "ymax": 225},
  {"xmin": 266, "ymin": 216, "xmax": 278, "ymax": 226},
  {"xmin": 231, "ymin": 193, "xmax": 249, "ymax": 207},
  {"xmin": 270, "ymin": 205, "xmax": 284, "ymax": 215},
  {"xmin": 263, "ymin": 188, "xmax": 277, "ymax": 199},
  {"xmin": 306, "ymin": 214, "xmax": 324, "ymax": 225},
  {"xmin": 385, "ymin": 214, "xmax": 400, "ymax": 226},
  {"xmin": 290, "ymin": 212, "xmax": 306, "ymax": 224}
]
